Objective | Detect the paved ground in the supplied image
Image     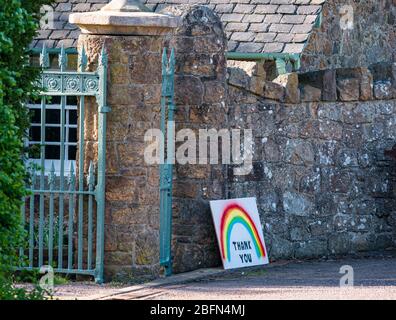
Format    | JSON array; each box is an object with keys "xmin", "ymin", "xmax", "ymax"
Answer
[
  {"xmin": 47, "ymin": 255, "xmax": 396, "ymax": 300},
  {"xmin": 106, "ymin": 256, "xmax": 396, "ymax": 300}
]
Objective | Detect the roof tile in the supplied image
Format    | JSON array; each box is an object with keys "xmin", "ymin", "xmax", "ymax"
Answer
[
  {"xmin": 263, "ymin": 42, "xmax": 284, "ymax": 53},
  {"xmin": 263, "ymin": 14, "xmax": 283, "ymax": 23},
  {"xmin": 234, "ymin": 4, "xmax": 256, "ymax": 14},
  {"xmin": 242, "ymin": 14, "xmax": 265, "ymax": 23},
  {"xmin": 283, "ymin": 42, "xmax": 305, "ymax": 53},
  {"xmin": 255, "ymin": 32, "xmax": 277, "ymax": 42},
  {"xmin": 231, "ymin": 32, "xmax": 256, "ymax": 42},
  {"xmin": 236, "ymin": 42, "xmax": 264, "ymax": 53},
  {"xmin": 225, "ymin": 22, "xmax": 250, "ymax": 32},
  {"xmin": 269, "ymin": 23, "xmax": 294, "ymax": 33},
  {"xmin": 248, "ymin": 23, "xmax": 270, "ymax": 32},
  {"xmin": 222, "ymin": 13, "xmax": 245, "ymax": 22},
  {"xmin": 296, "ymin": 5, "xmax": 321, "ymax": 14},
  {"xmin": 277, "ymin": 5, "xmax": 297, "ymax": 14},
  {"xmin": 33, "ymin": 0, "xmax": 326, "ymax": 55},
  {"xmin": 281, "ymin": 14, "xmax": 306, "ymax": 24},
  {"xmin": 255, "ymin": 5, "xmax": 279, "ymax": 14}
]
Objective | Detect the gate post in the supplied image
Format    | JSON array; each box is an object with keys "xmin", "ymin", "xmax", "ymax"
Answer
[{"xmin": 70, "ymin": 1, "xmax": 178, "ymax": 281}]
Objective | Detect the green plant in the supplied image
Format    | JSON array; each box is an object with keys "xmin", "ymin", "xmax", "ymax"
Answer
[
  {"xmin": 0, "ymin": 277, "xmax": 48, "ymax": 300},
  {"xmin": 31, "ymin": 216, "xmax": 66, "ymax": 250},
  {"xmin": 15, "ymin": 269, "xmax": 69, "ymax": 286},
  {"xmin": 54, "ymin": 274, "xmax": 69, "ymax": 286},
  {"xmin": 0, "ymin": 0, "xmax": 53, "ymax": 299}
]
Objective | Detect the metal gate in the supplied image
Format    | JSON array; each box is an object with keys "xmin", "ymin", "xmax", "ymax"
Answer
[
  {"xmin": 18, "ymin": 45, "xmax": 109, "ymax": 283},
  {"xmin": 159, "ymin": 48, "xmax": 175, "ymax": 276}
]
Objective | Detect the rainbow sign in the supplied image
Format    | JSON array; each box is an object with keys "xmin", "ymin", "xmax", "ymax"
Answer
[{"xmin": 210, "ymin": 198, "xmax": 269, "ymax": 269}]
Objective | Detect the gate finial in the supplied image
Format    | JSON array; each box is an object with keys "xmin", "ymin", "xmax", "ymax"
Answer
[
  {"xmin": 59, "ymin": 45, "xmax": 68, "ymax": 72},
  {"xmin": 78, "ymin": 46, "xmax": 88, "ymax": 71},
  {"xmin": 40, "ymin": 44, "xmax": 49, "ymax": 69},
  {"xmin": 99, "ymin": 45, "xmax": 108, "ymax": 68}
]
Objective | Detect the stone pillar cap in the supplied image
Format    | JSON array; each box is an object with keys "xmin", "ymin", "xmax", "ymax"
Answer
[
  {"xmin": 101, "ymin": 0, "xmax": 151, "ymax": 12},
  {"xmin": 69, "ymin": 0, "xmax": 179, "ymax": 36}
]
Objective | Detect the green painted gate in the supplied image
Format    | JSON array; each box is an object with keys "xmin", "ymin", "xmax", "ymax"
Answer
[
  {"xmin": 18, "ymin": 45, "xmax": 109, "ymax": 283},
  {"xmin": 159, "ymin": 48, "xmax": 175, "ymax": 276}
]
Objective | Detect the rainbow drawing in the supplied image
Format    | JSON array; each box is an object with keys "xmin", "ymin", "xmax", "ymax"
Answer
[{"xmin": 220, "ymin": 203, "xmax": 266, "ymax": 262}]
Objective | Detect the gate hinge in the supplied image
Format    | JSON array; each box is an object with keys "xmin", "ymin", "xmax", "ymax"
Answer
[{"xmin": 100, "ymin": 106, "xmax": 111, "ymax": 113}]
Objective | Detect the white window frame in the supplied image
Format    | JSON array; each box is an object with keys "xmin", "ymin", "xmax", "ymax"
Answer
[{"xmin": 27, "ymin": 102, "xmax": 77, "ymax": 175}]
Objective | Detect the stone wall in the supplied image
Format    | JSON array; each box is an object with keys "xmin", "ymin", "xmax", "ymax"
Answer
[
  {"xmin": 78, "ymin": 4, "xmax": 396, "ymax": 280},
  {"xmin": 227, "ymin": 61, "xmax": 396, "ymax": 259},
  {"xmin": 301, "ymin": 0, "xmax": 396, "ymax": 72},
  {"xmin": 167, "ymin": 5, "xmax": 228, "ymax": 273}
]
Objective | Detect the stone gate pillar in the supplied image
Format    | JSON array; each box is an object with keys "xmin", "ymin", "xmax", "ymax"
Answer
[
  {"xmin": 70, "ymin": 2, "xmax": 229, "ymax": 281},
  {"xmin": 70, "ymin": 0, "xmax": 178, "ymax": 281}
]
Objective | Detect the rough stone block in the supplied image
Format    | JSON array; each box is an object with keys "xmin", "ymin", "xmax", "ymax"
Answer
[
  {"xmin": 175, "ymin": 75, "xmax": 204, "ymax": 105},
  {"xmin": 273, "ymin": 72, "xmax": 300, "ymax": 103},
  {"xmin": 359, "ymin": 68, "xmax": 374, "ymax": 101},
  {"xmin": 284, "ymin": 139, "xmax": 315, "ymax": 165},
  {"xmin": 374, "ymin": 81, "xmax": 393, "ymax": 100},
  {"xmin": 322, "ymin": 70, "xmax": 337, "ymax": 101},
  {"xmin": 263, "ymin": 81, "xmax": 285, "ymax": 101},
  {"xmin": 301, "ymin": 84, "xmax": 321, "ymax": 102},
  {"xmin": 337, "ymin": 78, "xmax": 360, "ymax": 101}
]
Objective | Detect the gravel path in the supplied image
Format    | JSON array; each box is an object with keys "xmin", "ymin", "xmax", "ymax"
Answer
[
  {"xmin": 39, "ymin": 255, "xmax": 396, "ymax": 300},
  {"xmin": 147, "ymin": 256, "xmax": 396, "ymax": 300}
]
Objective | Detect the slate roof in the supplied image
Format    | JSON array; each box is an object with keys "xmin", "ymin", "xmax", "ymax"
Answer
[{"xmin": 32, "ymin": 0, "xmax": 325, "ymax": 55}]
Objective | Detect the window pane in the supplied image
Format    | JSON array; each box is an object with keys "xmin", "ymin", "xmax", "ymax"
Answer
[
  {"xmin": 45, "ymin": 145, "xmax": 60, "ymax": 160},
  {"xmin": 67, "ymin": 96, "xmax": 78, "ymax": 106},
  {"xmin": 49, "ymin": 54, "xmax": 58, "ymax": 69},
  {"xmin": 29, "ymin": 127, "xmax": 40, "ymax": 142},
  {"xmin": 68, "ymin": 146, "xmax": 77, "ymax": 161},
  {"xmin": 28, "ymin": 145, "xmax": 40, "ymax": 159},
  {"xmin": 46, "ymin": 109, "xmax": 60, "ymax": 124},
  {"xmin": 50, "ymin": 96, "xmax": 61, "ymax": 105},
  {"xmin": 45, "ymin": 127, "xmax": 60, "ymax": 142},
  {"xmin": 69, "ymin": 128, "xmax": 77, "ymax": 143},
  {"xmin": 30, "ymin": 109, "xmax": 41, "ymax": 124},
  {"xmin": 69, "ymin": 109, "xmax": 77, "ymax": 124}
]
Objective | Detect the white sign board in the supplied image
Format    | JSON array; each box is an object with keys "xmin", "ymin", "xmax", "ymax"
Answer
[{"xmin": 210, "ymin": 198, "xmax": 269, "ymax": 270}]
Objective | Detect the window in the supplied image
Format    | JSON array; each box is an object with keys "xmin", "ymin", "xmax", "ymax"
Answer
[{"xmin": 28, "ymin": 96, "xmax": 78, "ymax": 174}]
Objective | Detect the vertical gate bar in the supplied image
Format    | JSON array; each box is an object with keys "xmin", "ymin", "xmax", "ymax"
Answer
[
  {"xmin": 29, "ymin": 172, "xmax": 36, "ymax": 267},
  {"xmin": 58, "ymin": 95, "xmax": 66, "ymax": 269},
  {"xmin": 58, "ymin": 46, "xmax": 67, "ymax": 269},
  {"xmin": 159, "ymin": 48, "xmax": 168, "ymax": 273},
  {"xmin": 68, "ymin": 163, "xmax": 75, "ymax": 270},
  {"xmin": 77, "ymin": 47, "xmax": 87, "ymax": 270},
  {"xmin": 87, "ymin": 162, "xmax": 94, "ymax": 270},
  {"xmin": 159, "ymin": 48, "xmax": 175, "ymax": 276},
  {"xmin": 165, "ymin": 49, "xmax": 175, "ymax": 277},
  {"xmin": 48, "ymin": 162, "xmax": 56, "ymax": 266},
  {"xmin": 77, "ymin": 95, "xmax": 85, "ymax": 270},
  {"xmin": 19, "ymin": 198, "xmax": 26, "ymax": 264},
  {"xmin": 38, "ymin": 95, "xmax": 46, "ymax": 267},
  {"xmin": 95, "ymin": 46, "xmax": 108, "ymax": 283}
]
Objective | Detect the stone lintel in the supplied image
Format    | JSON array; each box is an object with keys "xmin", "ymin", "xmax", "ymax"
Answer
[{"xmin": 69, "ymin": 11, "xmax": 179, "ymax": 36}]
